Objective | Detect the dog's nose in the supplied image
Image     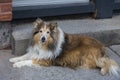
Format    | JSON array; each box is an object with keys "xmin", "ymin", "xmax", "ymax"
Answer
[{"xmin": 41, "ymin": 37, "xmax": 45, "ymax": 42}]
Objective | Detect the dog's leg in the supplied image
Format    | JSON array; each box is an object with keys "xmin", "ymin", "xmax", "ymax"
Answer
[
  {"xmin": 13, "ymin": 60, "xmax": 35, "ymax": 68},
  {"xmin": 9, "ymin": 53, "xmax": 31, "ymax": 63},
  {"xmin": 13, "ymin": 59, "xmax": 53, "ymax": 68},
  {"xmin": 32, "ymin": 59, "xmax": 52, "ymax": 66}
]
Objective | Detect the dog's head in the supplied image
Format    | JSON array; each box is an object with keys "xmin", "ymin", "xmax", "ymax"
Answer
[{"xmin": 33, "ymin": 18, "xmax": 58, "ymax": 47}]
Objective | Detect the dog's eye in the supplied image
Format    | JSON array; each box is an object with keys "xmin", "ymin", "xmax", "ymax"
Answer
[
  {"xmin": 33, "ymin": 31, "xmax": 39, "ymax": 35},
  {"xmin": 40, "ymin": 30, "xmax": 42, "ymax": 33},
  {"xmin": 47, "ymin": 31, "xmax": 50, "ymax": 34}
]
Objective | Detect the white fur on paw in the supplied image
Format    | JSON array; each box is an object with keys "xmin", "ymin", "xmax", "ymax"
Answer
[
  {"xmin": 12, "ymin": 60, "xmax": 33, "ymax": 68},
  {"xmin": 9, "ymin": 58, "xmax": 20, "ymax": 63},
  {"xmin": 13, "ymin": 62, "xmax": 25, "ymax": 68}
]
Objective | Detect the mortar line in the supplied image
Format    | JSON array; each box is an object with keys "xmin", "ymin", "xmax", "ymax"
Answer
[{"xmin": 108, "ymin": 47, "xmax": 120, "ymax": 58}]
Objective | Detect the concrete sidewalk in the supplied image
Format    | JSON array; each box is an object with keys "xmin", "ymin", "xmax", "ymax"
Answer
[{"xmin": 0, "ymin": 45, "xmax": 120, "ymax": 80}]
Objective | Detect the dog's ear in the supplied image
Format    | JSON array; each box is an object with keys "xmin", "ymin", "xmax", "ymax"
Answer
[
  {"xmin": 49, "ymin": 22, "xmax": 58, "ymax": 31},
  {"xmin": 33, "ymin": 18, "xmax": 43, "ymax": 29}
]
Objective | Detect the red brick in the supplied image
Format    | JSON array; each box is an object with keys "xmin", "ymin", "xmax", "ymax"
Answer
[
  {"xmin": 0, "ymin": 3, "xmax": 12, "ymax": 12},
  {"xmin": 0, "ymin": 1, "xmax": 12, "ymax": 21},
  {"xmin": 0, "ymin": 0, "xmax": 12, "ymax": 3},
  {"xmin": 0, "ymin": 12, "xmax": 12, "ymax": 21}
]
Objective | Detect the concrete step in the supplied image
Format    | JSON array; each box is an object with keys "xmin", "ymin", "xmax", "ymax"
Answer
[
  {"xmin": 57, "ymin": 18, "xmax": 120, "ymax": 46},
  {"xmin": 12, "ymin": 15, "xmax": 120, "ymax": 55},
  {"xmin": 109, "ymin": 45, "xmax": 120, "ymax": 57},
  {"xmin": 13, "ymin": 0, "xmax": 89, "ymax": 7}
]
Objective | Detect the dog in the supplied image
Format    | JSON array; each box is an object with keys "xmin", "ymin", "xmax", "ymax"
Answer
[{"xmin": 9, "ymin": 18, "xmax": 119, "ymax": 76}]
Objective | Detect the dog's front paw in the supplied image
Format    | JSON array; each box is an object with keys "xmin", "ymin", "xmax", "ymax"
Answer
[
  {"xmin": 13, "ymin": 62, "xmax": 25, "ymax": 68},
  {"xmin": 9, "ymin": 58, "xmax": 20, "ymax": 63},
  {"xmin": 12, "ymin": 60, "xmax": 33, "ymax": 68}
]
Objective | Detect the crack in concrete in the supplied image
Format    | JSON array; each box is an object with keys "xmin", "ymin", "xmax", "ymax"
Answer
[{"xmin": 108, "ymin": 47, "xmax": 120, "ymax": 57}]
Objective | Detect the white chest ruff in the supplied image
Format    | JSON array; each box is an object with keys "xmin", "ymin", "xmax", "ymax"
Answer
[{"xmin": 28, "ymin": 46, "xmax": 54, "ymax": 60}]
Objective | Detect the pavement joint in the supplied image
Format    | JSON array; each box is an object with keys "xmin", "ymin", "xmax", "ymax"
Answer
[{"xmin": 108, "ymin": 46, "xmax": 120, "ymax": 58}]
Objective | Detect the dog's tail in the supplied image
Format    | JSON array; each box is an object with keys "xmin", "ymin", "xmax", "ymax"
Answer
[{"xmin": 95, "ymin": 57, "xmax": 119, "ymax": 76}]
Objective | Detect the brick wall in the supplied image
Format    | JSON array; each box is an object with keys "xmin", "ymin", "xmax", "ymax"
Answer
[{"xmin": 0, "ymin": 0, "xmax": 12, "ymax": 21}]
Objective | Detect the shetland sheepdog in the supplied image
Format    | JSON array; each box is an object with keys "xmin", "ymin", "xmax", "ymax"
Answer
[{"xmin": 9, "ymin": 18, "xmax": 119, "ymax": 76}]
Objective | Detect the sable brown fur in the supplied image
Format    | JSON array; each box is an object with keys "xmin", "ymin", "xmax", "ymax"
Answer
[
  {"xmin": 33, "ymin": 59, "xmax": 53, "ymax": 67},
  {"xmin": 54, "ymin": 33, "xmax": 106, "ymax": 69}
]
